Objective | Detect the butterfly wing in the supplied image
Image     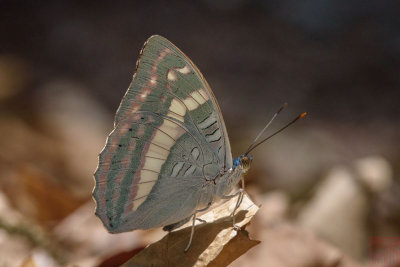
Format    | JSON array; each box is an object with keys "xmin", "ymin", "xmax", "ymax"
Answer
[
  {"xmin": 93, "ymin": 35, "xmax": 232, "ymax": 232},
  {"xmin": 116, "ymin": 35, "xmax": 232, "ymax": 170}
]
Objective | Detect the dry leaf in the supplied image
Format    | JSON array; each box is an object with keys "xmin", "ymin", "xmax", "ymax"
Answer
[
  {"xmin": 231, "ymin": 223, "xmax": 362, "ymax": 267},
  {"xmin": 122, "ymin": 193, "xmax": 259, "ymax": 266},
  {"xmin": 20, "ymin": 257, "xmax": 38, "ymax": 267},
  {"xmin": 19, "ymin": 251, "xmax": 59, "ymax": 267}
]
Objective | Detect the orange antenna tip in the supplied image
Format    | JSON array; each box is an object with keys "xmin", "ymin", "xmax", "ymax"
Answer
[
  {"xmin": 245, "ymin": 110, "xmax": 308, "ymax": 154},
  {"xmin": 299, "ymin": 112, "xmax": 307, "ymax": 119}
]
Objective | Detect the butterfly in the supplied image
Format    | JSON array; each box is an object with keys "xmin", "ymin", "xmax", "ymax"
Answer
[{"xmin": 93, "ymin": 35, "xmax": 305, "ymax": 251}]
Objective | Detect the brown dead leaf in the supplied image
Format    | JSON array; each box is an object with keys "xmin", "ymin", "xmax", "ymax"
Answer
[
  {"xmin": 8, "ymin": 163, "xmax": 85, "ymax": 225},
  {"xmin": 231, "ymin": 223, "xmax": 362, "ymax": 267},
  {"xmin": 19, "ymin": 252, "xmax": 59, "ymax": 267},
  {"xmin": 208, "ymin": 230, "xmax": 260, "ymax": 267},
  {"xmin": 0, "ymin": 118, "xmax": 86, "ymax": 225},
  {"xmin": 20, "ymin": 257, "xmax": 38, "ymax": 267},
  {"xmin": 122, "ymin": 194, "xmax": 259, "ymax": 267}
]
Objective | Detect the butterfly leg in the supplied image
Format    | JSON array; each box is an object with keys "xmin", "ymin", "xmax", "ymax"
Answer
[
  {"xmin": 184, "ymin": 202, "xmax": 212, "ymax": 252},
  {"xmin": 222, "ymin": 177, "xmax": 245, "ymax": 229}
]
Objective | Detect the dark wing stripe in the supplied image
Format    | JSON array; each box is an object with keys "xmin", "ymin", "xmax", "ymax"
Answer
[
  {"xmin": 137, "ymin": 180, "xmax": 158, "ymax": 184},
  {"xmin": 171, "ymin": 162, "xmax": 185, "ymax": 177},
  {"xmin": 209, "ymin": 136, "xmax": 222, "ymax": 143},
  {"xmin": 201, "ymin": 120, "xmax": 217, "ymax": 130},
  {"xmin": 141, "ymin": 168, "xmax": 160, "ymax": 174},
  {"xmin": 145, "ymin": 155, "xmax": 171, "ymax": 161},
  {"xmin": 184, "ymin": 165, "xmax": 197, "ymax": 176},
  {"xmin": 198, "ymin": 114, "xmax": 217, "ymax": 129},
  {"xmin": 133, "ymin": 194, "xmax": 149, "ymax": 201},
  {"xmin": 205, "ymin": 127, "xmax": 220, "ymax": 137}
]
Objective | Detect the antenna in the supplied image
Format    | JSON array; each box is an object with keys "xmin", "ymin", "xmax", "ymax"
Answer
[
  {"xmin": 245, "ymin": 112, "xmax": 307, "ymax": 155},
  {"xmin": 245, "ymin": 103, "xmax": 288, "ymax": 155}
]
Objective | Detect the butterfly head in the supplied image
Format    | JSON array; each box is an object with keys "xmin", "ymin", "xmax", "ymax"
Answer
[{"xmin": 233, "ymin": 155, "xmax": 253, "ymax": 173}]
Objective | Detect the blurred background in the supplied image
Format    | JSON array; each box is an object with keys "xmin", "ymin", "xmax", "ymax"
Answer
[{"xmin": 1, "ymin": 0, "xmax": 399, "ymax": 266}]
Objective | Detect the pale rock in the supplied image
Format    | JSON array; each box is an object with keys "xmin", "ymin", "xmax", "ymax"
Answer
[
  {"xmin": 230, "ymin": 222, "xmax": 361, "ymax": 267},
  {"xmin": 253, "ymin": 190, "xmax": 289, "ymax": 227},
  {"xmin": 353, "ymin": 156, "xmax": 392, "ymax": 193},
  {"xmin": 297, "ymin": 156, "xmax": 392, "ymax": 260}
]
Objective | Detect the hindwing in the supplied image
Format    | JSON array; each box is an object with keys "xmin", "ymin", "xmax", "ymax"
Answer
[{"xmin": 93, "ymin": 35, "xmax": 232, "ymax": 232}]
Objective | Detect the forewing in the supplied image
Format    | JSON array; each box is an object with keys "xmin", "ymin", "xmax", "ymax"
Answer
[{"xmin": 115, "ymin": 35, "xmax": 232, "ymax": 170}]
